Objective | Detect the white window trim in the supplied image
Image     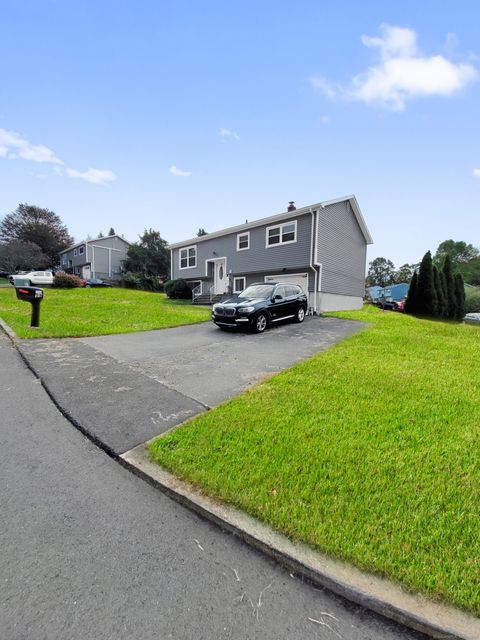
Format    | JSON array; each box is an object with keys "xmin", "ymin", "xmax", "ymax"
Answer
[
  {"xmin": 265, "ymin": 220, "xmax": 297, "ymax": 248},
  {"xmin": 233, "ymin": 276, "xmax": 246, "ymax": 293},
  {"xmin": 73, "ymin": 248, "xmax": 77, "ymax": 256},
  {"xmin": 179, "ymin": 245, "xmax": 197, "ymax": 270},
  {"xmin": 236, "ymin": 231, "xmax": 250, "ymax": 251},
  {"xmin": 79, "ymin": 246, "xmax": 85, "ymax": 255}
]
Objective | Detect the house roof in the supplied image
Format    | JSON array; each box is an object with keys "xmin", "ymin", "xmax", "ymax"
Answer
[
  {"xmin": 169, "ymin": 195, "xmax": 373, "ymax": 249},
  {"xmin": 59, "ymin": 234, "xmax": 131, "ymax": 254}
]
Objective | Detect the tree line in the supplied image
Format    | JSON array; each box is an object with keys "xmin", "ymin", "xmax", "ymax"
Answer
[{"xmin": 367, "ymin": 240, "xmax": 480, "ymax": 288}]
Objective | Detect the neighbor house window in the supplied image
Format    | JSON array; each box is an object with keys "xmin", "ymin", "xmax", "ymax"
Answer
[
  {"xmin": 179, "ymin": 245, "xmax": 197, "ymax": 269},
  {"xmin": 79, "ymin": 246, "xmax": 85, "ymax": 255},
  {"xmin": 233, "ymin": 277, "xmax": 246, "ymax": 293},
  {"xmin": 73, "ymin": 248, "xmax": 77, "ymax": 256},
  {"xmin": 237, "ymin": 232, "xmax": 250, "ymax": 251},
  {"xmin": 266, "ymin": 220, "xmax": 297, "ymax": 247}
]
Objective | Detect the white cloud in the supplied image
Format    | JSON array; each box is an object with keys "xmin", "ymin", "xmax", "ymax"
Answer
[
  {"xmin": 309, "ymin": 75, "xmax": 338, "ymax": 99},
  {"xmin": 473, "ymin": 168, "xmax": 480, "ymax": 178},
  {"xmin": 0, "ymin": 128, "xmax": 63, "ymax": 164},
  {"xmin": 0, "ymin": 127, "xmax": 116, "ymax": 185},
  {"xmin": 169, "ymin": 165, "xmax": 192, "ymax": 177},
  {"xmin": 361, "ymin": 25, "xmax": 418, "ymax": 60},
  {"xmin": 310, "ymin": 24, "xmax": 477, "ymax": 111},
  {"xmin": 66, "ymin": 167, "xmax": 117, "ymax": 185},
  {"xmin": 319, "ymin": 115, "xmax": 330, "ymax": 125},
  {"xmin": 219, "ymin": 127, "xmax": 240, "ymax": 140}
]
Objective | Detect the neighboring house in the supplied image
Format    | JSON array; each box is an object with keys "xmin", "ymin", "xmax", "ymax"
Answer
[
  {"xmin": 169, "ymin": 196, "xmax": 373, "ymax": 313},
  {"xmin": 369, "ymin": 283, "xmax": 409, "ymax": 303},
  {"xmin": 59, "ymin": 235, "xmax": 131, "ymax": 281}
]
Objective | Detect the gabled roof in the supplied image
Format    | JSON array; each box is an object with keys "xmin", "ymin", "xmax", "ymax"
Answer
[
  {"xmin": 169, "ymin": 195, "xmax": 373, "ymax": 249},
  {"xmin": 59, "ymin": 234, "xmax": 131, "ymax": 254}
]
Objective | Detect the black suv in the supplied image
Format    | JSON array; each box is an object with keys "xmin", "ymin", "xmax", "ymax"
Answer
[{"xmin": 212, "ymin": 282, "xmax": 308, "ymax": 333}]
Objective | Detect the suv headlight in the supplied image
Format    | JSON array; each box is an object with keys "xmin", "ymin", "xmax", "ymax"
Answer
[{"xmin": 239, "ymin": 306, "xmax": 255, "ymax": 314}]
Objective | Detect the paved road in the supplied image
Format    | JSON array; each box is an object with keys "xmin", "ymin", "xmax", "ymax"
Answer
[
  {"xmin": 0, "ymin": 333, "xmax": 424, "ymax": 639},
  {"xmin": 18, "ymin": 317, "xmax": 364, "ymax": 453}
]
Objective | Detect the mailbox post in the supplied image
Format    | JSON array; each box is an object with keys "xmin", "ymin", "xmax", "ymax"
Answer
[{"xmin": 15, "ymin": 285, "xmax": 44, "ymax": 327}]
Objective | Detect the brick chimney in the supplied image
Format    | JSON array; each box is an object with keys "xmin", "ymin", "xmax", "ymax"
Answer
[{"xmin": 287, "ymin": 201, "xmax": 296, "ymax": 212}]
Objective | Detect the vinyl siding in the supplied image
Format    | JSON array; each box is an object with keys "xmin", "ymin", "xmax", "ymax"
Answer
[
  {"xmin": 172, "ymin": 214, "xmax": 313, "ymax": 281},
  {"xmin": 317, "ymin": 201, "xmax": 366, "ymax": 297},
  {"xmin": 59, "ymin": 236, "xmax": 129, "ymax": 279}
]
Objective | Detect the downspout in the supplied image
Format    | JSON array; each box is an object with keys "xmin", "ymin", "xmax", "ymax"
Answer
[{"xmin": 309, "ymin": 207, "xmax": 318, "ymax": 314}]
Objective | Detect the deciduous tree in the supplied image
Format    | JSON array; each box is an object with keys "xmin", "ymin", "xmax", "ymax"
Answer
[
  {"xmin": 0, "ymin": 203, "xmax": 72, "ymax": 265},
  {"xmin": 0, "ymin": 240, "xmax": 49, "ymax": 272},
  {"xmin": 366, "ymin": 257, "xmax": 395, "ymax": 287}
]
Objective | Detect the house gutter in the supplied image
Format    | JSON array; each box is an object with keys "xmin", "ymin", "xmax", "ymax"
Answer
[{"xmin": 309, "ymin": 208, "xmax": 318, "ymax": 314}]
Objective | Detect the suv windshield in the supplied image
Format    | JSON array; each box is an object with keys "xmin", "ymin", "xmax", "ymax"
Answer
[{"xmin": 238, "ymin": 284, "xmax": 275, "ymax": 299}]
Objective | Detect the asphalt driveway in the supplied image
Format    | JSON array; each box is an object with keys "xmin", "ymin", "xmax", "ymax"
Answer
[{"xmin": 18, "ymin": 316, "xmax": 364, "ymax": 454}]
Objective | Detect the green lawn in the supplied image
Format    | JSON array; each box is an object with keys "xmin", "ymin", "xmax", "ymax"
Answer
[
  {"xmin": 150, "ymin": 306, "xmax": 480, "ymax": 614},
  {"xmin": 0, "ymin": 286, "xmax": 210, "ymax": 338}
]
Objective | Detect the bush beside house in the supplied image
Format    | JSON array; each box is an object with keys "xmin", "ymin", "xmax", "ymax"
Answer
[
  {"xmin": 164, "ymin": 279, "xmax": 192, "ymax": 299},
  {"xmin": 53, "ymin": 272, "xmax": 84, "ymax": 288}
]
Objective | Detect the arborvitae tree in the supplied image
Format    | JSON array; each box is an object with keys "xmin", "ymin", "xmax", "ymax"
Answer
[
  {"xmin": 433, "ymin": 266, "xmax": 446, "ymax": 319},
  {"xmin": 454, "ymin": 274, "xmax": 466, "ymax": 320},
  {"xmin": 440, "ymin": 270, "xmax": 448, "ymax": 318},
  {"xmin": 415, "ymin": 251, "xmax": 437, "ymax": 317},
  {"xmin": 108, "ymin": 227, "xmax": 115, "ymax": 236},
  {"xmin": 404, "ymin": 271, "xmax": 418, "ymax": 315},
  {"xmin": 442, "ymin": 254, "xmax": 457, "ymax": 319}
]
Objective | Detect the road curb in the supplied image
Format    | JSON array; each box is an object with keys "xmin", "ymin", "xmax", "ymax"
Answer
[
  {"xmin": 121, "ymin": 442, "xmax": 480, "ymax": 640},
  {"xmin": 0, "ymin": 317, "xmax": 18, "ymax": 341}
]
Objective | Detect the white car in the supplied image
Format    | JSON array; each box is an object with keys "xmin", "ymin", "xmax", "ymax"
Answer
[
  {"xmin": 464, "ymin": 312, "xmax": 480, "ymax": 325},
  {"xmin": 9, "ymin": 271, "xmax": 54, "ymax": 286}
]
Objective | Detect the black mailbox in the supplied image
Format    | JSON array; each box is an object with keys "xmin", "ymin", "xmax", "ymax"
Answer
[
  {"xmin": 15, "ymin": 286, "xmax": 44, "ymax": 302},
  {"xmin": 15, "ymin": 286, "xmax": 44, "ymax": 327}
]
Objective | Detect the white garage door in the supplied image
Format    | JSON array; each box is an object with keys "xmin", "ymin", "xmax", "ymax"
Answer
[{"xmin": 264, "ymin": 272, "xmax": 308, "ymax": 293}]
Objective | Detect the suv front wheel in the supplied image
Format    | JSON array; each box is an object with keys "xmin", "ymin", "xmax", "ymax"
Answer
[{"xmin": 253, "ymin": 312, "xmax": 268, "ymax": 333}]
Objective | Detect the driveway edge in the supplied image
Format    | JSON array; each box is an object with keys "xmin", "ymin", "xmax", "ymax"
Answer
[{"xmin": 121, "ymin": 442, "xmax": 480, "ymax": 640}]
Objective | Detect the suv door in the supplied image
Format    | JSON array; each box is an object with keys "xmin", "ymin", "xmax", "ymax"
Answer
[{"xmin": 270, "ymin": 285, "xmax": 291, "ymax": 321}]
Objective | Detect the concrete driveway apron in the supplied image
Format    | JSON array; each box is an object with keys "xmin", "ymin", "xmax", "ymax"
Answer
[{"xmin": 18, "ymin": 316, "xmax": 364, "ymax": 455}]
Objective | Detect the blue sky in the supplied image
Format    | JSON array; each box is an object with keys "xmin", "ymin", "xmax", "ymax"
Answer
[{"xmin": 1, "ymin": 0, "xmax": 479, "ymax": 267}]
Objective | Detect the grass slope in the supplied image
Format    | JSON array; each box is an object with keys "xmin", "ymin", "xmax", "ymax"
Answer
[
  {"xmin": 150, "ymin": 306, "xmax": 480, "ymax": 614},
  {"xmin": 0, "ymin": 287, "xmax": 210, "ymax": 338}
]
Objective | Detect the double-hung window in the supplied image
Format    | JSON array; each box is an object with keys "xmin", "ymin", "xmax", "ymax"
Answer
[
  {"xmin": 179, "ymin": 245, "xmax": 197, "ymax": 269},
  {"xmin": 233, "ymin": 276, "xmax": 246, "ymax": 293},
  {"xmin": 266, "ymin": 220, "xmax": 297, "ymax": 247},
  {"xmin": 79, "ymin": 246, "xmax": 84, "ymax": 255},
  {"xmin": 237, "ymin": 232, "xmax": 250, "ymax": 251}
]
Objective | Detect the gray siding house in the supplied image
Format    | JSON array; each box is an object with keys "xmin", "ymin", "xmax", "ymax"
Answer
[
  {"xmin": 169, "ymin": 196, "xmax": 373, "ymax": 312},
  {"xmin": 59, "ymin": 235, "xmax": 130, "ymax": 281}
]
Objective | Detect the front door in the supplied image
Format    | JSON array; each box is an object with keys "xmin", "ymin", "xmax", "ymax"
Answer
[{"xmin": 213, "ymin": 259, "xmax": 227, "ymax": 294}]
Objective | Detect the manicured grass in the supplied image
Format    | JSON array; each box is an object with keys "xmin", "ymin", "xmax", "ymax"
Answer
[
  {"xmin": 150, "ymin": 306, "xmax": 480, "ymax": 614},
  {"xmin": 0, "ymin": 286, "xmax": 210, "ymax": 338},
  {"xmin": 0, "ymin": 277, "xmax": 7, "ymax": 285}
]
